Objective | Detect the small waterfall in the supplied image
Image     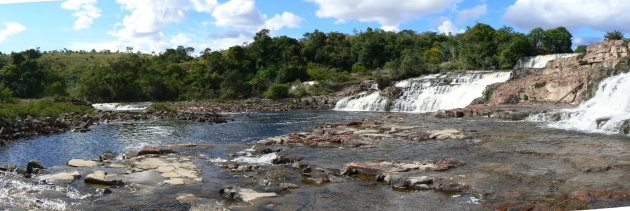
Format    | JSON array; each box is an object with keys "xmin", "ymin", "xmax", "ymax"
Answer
[
  {"xmin": 528, "ymin": 72, "xmax": 630, "ymax": 135},
  {"xmin": 334, "ymin": 71, "xmax": 511, "ymax": 113},
  {"xmin": 514, "ymin": 53, "xmax": 581, "ymax": 69}
]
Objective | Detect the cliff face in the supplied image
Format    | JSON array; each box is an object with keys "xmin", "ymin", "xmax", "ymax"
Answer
[{"xmin": 487, "ymin": 39, "xmax": 630, "ymax": 105}]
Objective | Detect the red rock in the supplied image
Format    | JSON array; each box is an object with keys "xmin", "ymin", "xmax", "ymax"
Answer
[
  {"xmin": 342, "ymin": 161, "xmax": 393, "ymax": 176},
  {"xmin": 432, "ymin": 157, "xmax": 465, "ymax": 171}
]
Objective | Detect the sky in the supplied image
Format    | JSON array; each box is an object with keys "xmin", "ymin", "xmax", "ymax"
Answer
[{"xmin": 0, "ymin": 0, "xmax": 628, "ymax": 54}]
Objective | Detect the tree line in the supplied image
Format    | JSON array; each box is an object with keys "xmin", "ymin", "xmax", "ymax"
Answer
[{"xmin": 0, "ymin": 23, "xmax": 578, "ymax": 102}]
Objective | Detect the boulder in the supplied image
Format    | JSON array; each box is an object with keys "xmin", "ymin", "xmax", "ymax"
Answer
[
  {"xmin": 84, "ymin": 170, "xmax": 124, "ymax": 186},
  {"xmin": 68, "ymin": 159, "xmax": 100, "ymax": 167},
  {"xmin": 27, "ymin": 159, "xmax": 45, "ymax": 174}
]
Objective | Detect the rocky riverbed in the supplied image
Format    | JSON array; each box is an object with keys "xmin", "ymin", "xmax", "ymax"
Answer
[
  {"xmin": 0, "ymin": 110, "xmax": 228, "ymax": 146},
  {"xmin": 1, "ymin": 111, "xmax": 628, "ymax": 210}
]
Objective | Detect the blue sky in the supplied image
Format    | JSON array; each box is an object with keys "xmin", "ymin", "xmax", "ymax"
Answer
[{"xmin": 0, "ymin": 0, "xmax": 627, "ymax": 53}]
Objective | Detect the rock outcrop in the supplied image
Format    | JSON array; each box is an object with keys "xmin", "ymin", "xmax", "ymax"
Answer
[{"xmin": 487, "ymin": 39, "xmax": 630, "ymax": 106}]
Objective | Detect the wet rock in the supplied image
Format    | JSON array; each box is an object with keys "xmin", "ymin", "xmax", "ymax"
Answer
[
  {"xmin": 272, "ymin": 155, "xmax": 303, "ymax": 164},
  {"xmin": 303, "ymin": 165, "xmax": 344, "ymax": 184},
  {"xmin": 137, "ymin": 146, "xmax": 176, "ymax": 156},
  {"xmin": 219, "ymin": 186, "xmax": 278, "ymax": 202},
  {"xmin": 427, "ymin": 129, "xmax": 467, "ymax": 140},
  {"xmin": 67, "ymin": 159, "xmax": 100, "ymax": 167},
  {"xmin": 27, "ymin": 159, "xmax": 45, "ymax": 174},
  {"xmin": 39, "ymin": 171, "xmax": 81, "ymax": 183},
  {"xmin": 108, "ymin": 163, "xmax": 127, "ymax": 168},
  {"xmin": 433, "ymin": 176, "xmax": 468, "ymax": 192},
  {"xmin": 177, "ymin": 193, "xmax": 199, "ymax": 204},
  {"xmin": 279, "ymin": 183, "xmax": 299, "ymax": 190},
  {"xmin": 99, "ymin": 151, "xmax": 117, "ymax": 162},
  {"xmin": 432, "ymin": 157, "xmax": 465, "ymax": 171},
  {"xmin": 342, "ymin": 161, "xmax": 394, "ymax": 176},
  {"xmin": 84, "ymin": 170, "xmax": 124, "ymax": 186},
  {"xmin": 291, "ymin": 161, "xmax": 308, "ymax": 169}
]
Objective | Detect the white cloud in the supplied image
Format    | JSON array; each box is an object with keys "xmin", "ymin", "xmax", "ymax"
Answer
[
  {"xmin": 456, "ymin": 4, "xmax": 486, "ymax": 24},
  {"xmin": 437, "ymin": 20, "xmax": 463, "ymax": 35},
  {"xmin": 190, "ymin": 0, "xmax": 217, "ymax": 13},
  {"xmin": 0, "ymin": 22, "xmax": 26, "ymax": 43},
  {"xmin": 170, "ymin": 33, "xmax": 192, "ymax": 47},
  {"xmin": 109, "ymin": 0, "xmax": 189, "ymax": 51},
  {"xmin": 73, "ymin": 0, "xmax": 302, "ymax": 52},
  {"xmin": 264, "ymin": 12, "xmax": 302, "ymax": 31},
  {"xmin": 61, "ymin": 0, "xmax": 101, "ymax": 30},
  {"xmin": 307, "ymin": 0, "xmax": 457, "ymax": 31},
  {"xmin": 504, "ymin": 0, "xmax": 630, "ymax": 32},
  {"xmin": 212, "ymin": 0, "xmax": 264, "ymax": 29},
  {"xmin": 0, "ymin": 0, "xmax": 59, "ymax": 4}
]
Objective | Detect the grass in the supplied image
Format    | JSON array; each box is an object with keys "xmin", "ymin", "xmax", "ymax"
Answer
[
  {"xmin": 147, "ymin": 102, "xmax": 177, "ymax": 113},
  {"xmin": 0, "ymin": 99, "xmax": 94, "ymax": 122}
]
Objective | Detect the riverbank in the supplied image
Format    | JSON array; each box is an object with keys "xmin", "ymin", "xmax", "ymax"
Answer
[
  {"xmin": 2, "ymin": 111, "xmax": 627, "ymax": 210},
  {"xmin": 0, "ymin": 108, "xmax": 228, "ymax": 146}
]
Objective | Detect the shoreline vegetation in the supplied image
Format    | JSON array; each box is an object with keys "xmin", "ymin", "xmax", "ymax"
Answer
[{"xmin": 1, "ymin": 23, "xmax": 581, "ymax": 104}]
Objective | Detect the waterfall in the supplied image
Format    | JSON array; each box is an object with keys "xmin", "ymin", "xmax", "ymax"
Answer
[
  {"xmin": 513, "ymin": 53, "xmax": 581, "ymax": 69},
  {"xmin": 334, "ymin": 71, "xmax": 511, "ymax": 113},
  {"xmin": 528, "ymin": 72, "xmax": 630, "ymax": 135}
]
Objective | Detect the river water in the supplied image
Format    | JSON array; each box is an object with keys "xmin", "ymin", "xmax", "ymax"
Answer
[{"xmin": 0, "ymin": 110, "xmax": 376, "ymax": 167}]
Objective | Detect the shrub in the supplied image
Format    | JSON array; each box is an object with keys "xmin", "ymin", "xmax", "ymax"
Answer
[
  {"xmin": 605, "ymin": 30, "xmax": 624, "ymax": 40},
  {"xmin": 0, "ymin": 83, "xmax": 15, "ymax": 103},
  {"xmin": 483, "ymin": 91, "xmax": 493, "ymax": 101},
  {"xmin": 533, "ymin": 81, "xmax": 547, "ymax": 88},
  {"xmin": 264, "ymin": 84, "xmax": 290, "ymax": 100}
]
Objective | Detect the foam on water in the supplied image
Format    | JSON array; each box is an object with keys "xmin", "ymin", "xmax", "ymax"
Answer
[
  {"xmin": 334, "ymin": 71, "xmax": 511, "ymax": 113},
  {"xmin": 527, "ymin": 72, "xmax": 630, "ymax": 135},
  {"xmin": 0, "ymin": 172, "xmax": 91, "ymax": 210},
  {"xmin": 92, "ymin": 102, "xmax": 152, "ymax": 112}
]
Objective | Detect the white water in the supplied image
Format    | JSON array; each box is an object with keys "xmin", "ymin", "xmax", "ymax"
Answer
[
  {"xmin": 92, "ymin": 102, "xmax": 152, "ymax": 112},
  {"xmin": 527, "ymin": 72, "xmax": 630, "ymax": 135},
  {"xmin": 334, "ymin": 71, "xmax": 511, "ymax": 113},
  {"xmin": 513, "ymin": 53, "xmax": 581, "ymax": 69}
]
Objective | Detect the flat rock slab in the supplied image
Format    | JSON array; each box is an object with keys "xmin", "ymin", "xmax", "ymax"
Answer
[
  {"xmin": 39, "ymin": 171, "xmax": 81, "ymax": 183},
  {"xmin": 85, "ymin": 170, "xmax": 124, "ymax": 186},
  {"xmin": 68, "ymin": 159, "xmax": 100, "ymax": 167}
]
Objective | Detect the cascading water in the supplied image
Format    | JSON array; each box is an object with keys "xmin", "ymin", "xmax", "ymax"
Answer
[
  {"xmin": 527, "ymin": 72, "xmax": 630, "ymax": 135},
  {"xmin": 334, "ymin": 71, "xmax": 511, "ymax": 113},
  {"xmin": 513, "ymin": 53, "xmax": 581, "ymax": 69}
]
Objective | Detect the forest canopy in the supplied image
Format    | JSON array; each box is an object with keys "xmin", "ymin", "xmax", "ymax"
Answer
[{"xmin": 0, "ymin": 23, "xmax": 574, "ymax": 102}]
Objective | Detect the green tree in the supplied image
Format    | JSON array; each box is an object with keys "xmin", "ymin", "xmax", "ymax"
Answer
[
  {"xmin": 461, "ymin": 23, "xmax": 497, "ymax": 69},
  {"xmin": 263, "ymin": 84, "xmax": 290, "ymax": 99},
  {"xmin": 605, "ymin": 30, "xmax": 624, "ymax": 40}
]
